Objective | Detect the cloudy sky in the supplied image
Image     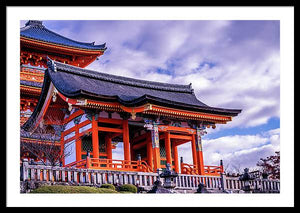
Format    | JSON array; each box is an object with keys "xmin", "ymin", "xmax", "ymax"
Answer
[{"xmin": 20, "ymin": 19, "xmax": 280, "ymax": 172}]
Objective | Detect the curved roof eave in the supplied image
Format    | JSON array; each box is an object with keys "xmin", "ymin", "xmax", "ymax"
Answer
[{"xmin": 46, "ymin": 59, "xmax": 242, "ymax": 117}]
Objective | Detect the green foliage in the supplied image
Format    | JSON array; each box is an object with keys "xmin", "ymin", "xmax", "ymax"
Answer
[
  {"xmin": 30, "ymin": 185, "xmax": 117, "ymax": 193},
  {"xmin": 118, "ymin": 184, "xmax": 137, "ymax": 193},
  {"xmin": 100, "ymin": 183, "xmax": 116, "ymax": 191}
]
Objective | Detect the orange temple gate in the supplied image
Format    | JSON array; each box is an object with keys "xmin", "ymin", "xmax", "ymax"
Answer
[{"xmin": 20, "ymin": 21, "xmax": 241, "ymax": 176}]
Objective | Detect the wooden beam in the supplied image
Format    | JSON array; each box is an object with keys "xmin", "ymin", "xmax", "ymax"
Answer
[
  {"xmin": 98, "ymin": 117, "xmax": 123, "ymax": 125},
  {"xmin": 109, "ymin": 132, "xmax": 122, "ymax": 139},
  {"xmin": 158, "ymin": 125, "xmax": 196, "ymax": 135},
  {"xmin": 132, "ymin": 140, "xmax": 148, "ymax": 150},
  {"xmin": 132, "ymin": 132, "xmax": 151, "ymax": 144},
  {"xmin": 63, "ymin": 109, "xmax": 84, "ymax": 125},
  {"xmin": 170, "ymin": 134, "xmax": 192, "ymax": 141},
  {"xmin": 150, "ymin": 105, "xmax": 232, "ymax": 122},
  {"xmin": 33, "ymin": 83, "xmax": 54, "ymax": 131},
  {"xmin": 174, "ymin": 140, "xmax": 190, "ymax": 146},
  {"xmin": 21, "ymin": 37, "xmax": 104, "ymax": 57},
  {"xmin": 98, "ymin": 127, "xmax": 123, "ymax": 133}
]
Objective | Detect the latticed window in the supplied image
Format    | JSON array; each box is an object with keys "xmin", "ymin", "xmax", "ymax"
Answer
[
  {"xmin": 99, "ymin": 134, "xmax": 106, "ymax": 153},
  {"xmin": 159, "ymin": 139, "xmax": 173, "ymax": 157},
  {"xmin": 159, "ymin": 140, "xmax": 166, "ymax": 157},
  {"xmin": 81, "ymin": 132, "xmax": 106, "ymax": 155},
  {"xmin": 82, "ymin": 135, "xmax": 93, "ymax": 152}
]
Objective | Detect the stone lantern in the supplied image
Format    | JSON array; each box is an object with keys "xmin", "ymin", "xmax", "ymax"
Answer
[
  {"xmin": 159, "ymin": 163, "xmax": 178, "ymax": 189},
  {"xmin": 239, "ymin": 168, "xmax": 254, "ymax": 193},
  {"xmin": 147, "ymin": 163, "xmax": 178, "ymax": 193}
]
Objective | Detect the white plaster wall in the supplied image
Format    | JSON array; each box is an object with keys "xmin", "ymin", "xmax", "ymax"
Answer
[
  {"xmin": 64, "ymin": 140, "xmax": 76, "ymax": 165},
  {"xmin": 80, "ymin": 114, "xmax": 88, "ymax": 122},
  {"xmin": 64, "ymin": 131, "xmax": 75, "ymax": 141},
  {"xmin": 79, "ymin": 123, "xmax": 92, "ymax": 133},
  {"xmin": 111, "ymin": 112, "xmax": 121, "ymax": 119},
  {"xmin": 99, "ymin": 111, "xmax": 108, "ymax": 118},
  {"xmin": 64, "ymin": 120, "xmax": 75, "ymax": 131}
]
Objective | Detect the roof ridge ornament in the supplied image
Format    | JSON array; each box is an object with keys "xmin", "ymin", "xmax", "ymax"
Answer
[
  {"xmin": 53, "ymin": 60, "xmax": 192, "ymax": 93},
  {"xmin": 46, "ymin": 57, "xmax": 57, "ymax": 72},
  {"xmin": 25, "ymin": 20, "xmax": 44, "ymax": 28},
  {"xmin": 189, "ymin": 83, "xmax": 195, "ymax": 94}
]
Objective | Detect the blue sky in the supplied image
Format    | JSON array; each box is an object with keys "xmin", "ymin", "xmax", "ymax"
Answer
[{"xmin": 20, "ymin": 20, "xmax": 280, "ymax": 172}]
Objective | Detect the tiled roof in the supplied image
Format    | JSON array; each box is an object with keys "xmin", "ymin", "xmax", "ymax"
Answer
[
  {"xmin": 20, "ymin": 80, "xmax": 43, "ymax": 88},
  {"xmin": 20, "ymin": 20, "xmax": 106, "ymax": 51},
  {"xmin": 22, "ymin": 58, "xmax": 242, "ymax": 131},
  {"xmin": 47, "ymin": 59, "xmax": 241, "ymax": 116},
  {"xmin": 20, "ymin": 130, "xmax": 60, "ymax": 141}
]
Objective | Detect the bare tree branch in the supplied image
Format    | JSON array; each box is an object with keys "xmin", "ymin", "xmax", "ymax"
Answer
[{"xmin": 21, "ymin": 116, "xmax": 74, "ymax": 166}]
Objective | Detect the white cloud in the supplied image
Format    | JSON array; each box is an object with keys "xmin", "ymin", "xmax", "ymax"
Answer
[
  {"xmin": 84, "ymin": 20, "xmax": 280, "ymax": 129},
  {"xmin": 176, "ymin": 128, "xmax": 280, "ymax": 172},
  {"xmin": 204, "ymin": 129, "xmax": 280, "ymax": 171},
  {"xmin": 33, "ymin": 20, "xmax": 280, "ymax": 130}
]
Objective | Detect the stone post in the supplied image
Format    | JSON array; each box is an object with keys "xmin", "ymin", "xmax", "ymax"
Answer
[
  {"xmin": 220, "ymin": 160, "xmax": 226, "ymax": 191},
  {"xmin": 22, "ymin": 159, "xmax": 29, "ymax": 181},
  {"xmin": 220, "ymin": 172, "xmax": 227, "ymax": 191}
]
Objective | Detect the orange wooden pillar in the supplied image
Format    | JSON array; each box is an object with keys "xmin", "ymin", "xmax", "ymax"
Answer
[
  {"xmin": 150, "ymin": 123, "xmax": 161, "ymax": 171},
  {"xmin": 60, "ymin": 131, "xmax": 65, "ymax": 166},
  {"xmin": 165, "ymin": 132, "xmax": 172, "ymax": 167},
  {"xmin": 92, "ymin": 115, "xmax": 99, "ymax": 159},
  {"xmin": 195, "ymin": 129, "xmax": 205, "ymax": 175},
  {"xmin": 191, "ymin": 134, "xmax": 198, "ymax": 171},
  {"xmin": 197, "ymin": 151, "xmax": 205, "ymax": 175},
  {"xmin": 172, "ymin": 144, "xmax": 179, "ymax": 173},
  {"xmin": 75, "ymin": 124, "xmax": 82, "ymax": 162},
  {"xmin": 122, "ymin": 120, "xmax": 131, "ymax": 161},
  {"xmin": 147, "ymin": 139, "xmax": 153, "ymax": 170},
  {"xmin": 152, "ymin": 148, "xmax": 160, "ymax": 172}
]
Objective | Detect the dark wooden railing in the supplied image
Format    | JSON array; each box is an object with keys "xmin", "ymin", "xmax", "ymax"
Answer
[
  {"xmin": 65, "ymin": 157, "xmax": 153, "ymax": 173},
  {"xmin": 181, "ymin": 163, "xmax": 224, "ymax": 176}
]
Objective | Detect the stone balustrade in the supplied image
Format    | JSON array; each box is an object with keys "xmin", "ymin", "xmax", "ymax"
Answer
[
  {"xmin": 21, "ymin": 159, "xmax": 158, "ymax": 189},
  {"xmin": 20, "ymin": 159, "xmax": 280, "ymax": 193}
]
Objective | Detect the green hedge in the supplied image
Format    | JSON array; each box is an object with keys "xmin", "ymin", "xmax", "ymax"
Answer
[
  {"xmin": 100, "ymin": 183, "xmax": 116, "ymax": 191},
  {"xmin": 30, "ymin": 185, "xmax": 117, "ymax": 193},
  {"xmin": 118, "ymin": 184, "xmax": 137, "ymax": 193}
]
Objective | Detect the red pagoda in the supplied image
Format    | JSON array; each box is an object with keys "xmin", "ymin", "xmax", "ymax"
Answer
[
  {"xmin": 20, "ymin": 20, "xmax": 106, "ymax": 125},
  {"xmin": 21, "ymin": 20, "xmax": 241, "ymax": 176},
  {"xmin": 20, "ymin": 20, "xmax": 106, "ymax": 161}
]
